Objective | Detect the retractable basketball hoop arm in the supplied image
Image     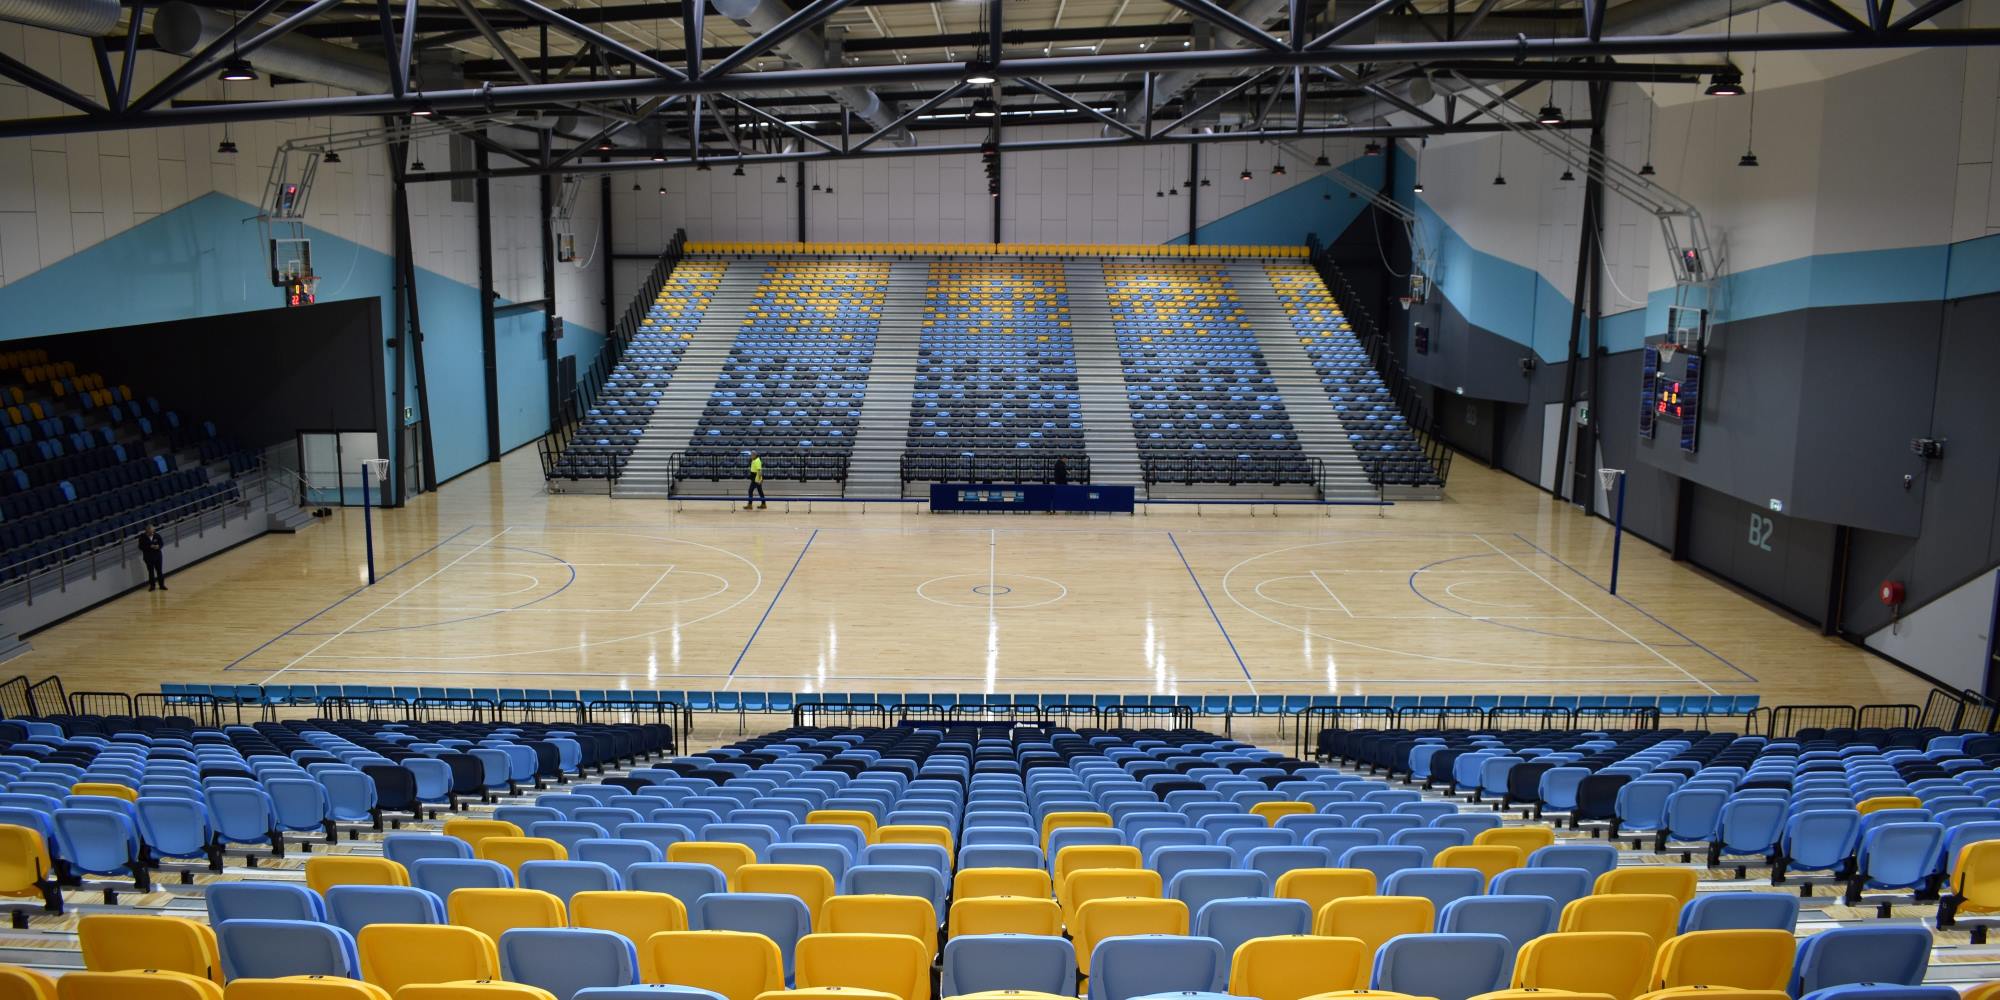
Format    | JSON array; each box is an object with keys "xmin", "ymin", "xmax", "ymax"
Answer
[
  {"xmin": 1269, "ymin": 138, "xmax": 1439, "ymax": 287},
  {"xmin": 1444, "ymin": 72, "xmax": 1716, "ymax": 323}
]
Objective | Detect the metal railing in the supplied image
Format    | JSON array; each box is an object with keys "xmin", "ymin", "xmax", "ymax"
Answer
[
  {"xmin": 1921, "ymin": 688, "xmax": 1999, "ymax": 732},
  {"xmin": 1293, "ymin": 704, "xmax": 1674, "ymax": 759},
  {"xmin": 900, "ymin": 452, "xmax": 1091, "ymax": 485},
  {"xmin": 1305, "ymin": 236, "xmax": 1453, "ymax": 489},
  {"xmin": 0, "ymin": 463, "xmax": 268, "ymax": 607},
  {"xmin": 542, "ymin": 230, "xmax": 688, "ymax": 484},
  {"xmin": 1754, "ymin": 702, "xmax": 1925, "ymax": 738},
  {"xmin": 1141, "ymin": 455, "xmax": 1322, "ymax": 491},
  {"xmin": 671, "ymin": 450, "xmax": 851, "ymax": 490}
]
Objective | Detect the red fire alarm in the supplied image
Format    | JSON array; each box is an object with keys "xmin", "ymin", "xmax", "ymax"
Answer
[{"xmin": 1879, "ymin": 580, "xmax": 1906, "ymax": 607}]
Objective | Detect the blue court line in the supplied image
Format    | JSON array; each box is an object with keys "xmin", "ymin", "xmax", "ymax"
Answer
[
  {"xmin": 1511, "ymin": 531, "xmax": 1760, "ymax": 683},
  {"xmin": 727, "ymin": 528, "xmax": 819, "ymax": 680},
  {"xmin": 1168, "ymin": 531, "xmax": 1255, "ymax": 691},
  {"xmin": 221, "ymin": 524, "xmax": 476, "ymax": 671},
  {"xmin": 1408, "ymin": 552, "xmax": 1696, "ymax": 646}
]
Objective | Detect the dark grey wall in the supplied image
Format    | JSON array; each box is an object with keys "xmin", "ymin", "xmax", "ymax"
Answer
[
  {"xmin": 1396, "ymin": 279, "xmax": 2000, "ymax": 650},
  {"xmin": 1842, "ymin": 292, "xmax": 2000, "ymax": 634},
  {"xmin": 26, "ymin": 299, "xmax": 387, "ymax": 453}
]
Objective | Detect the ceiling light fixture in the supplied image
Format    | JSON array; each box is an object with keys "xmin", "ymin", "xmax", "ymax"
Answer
[
  {"xmin": 633, "ymin": 180, "xmax": 641, "ymax": 191},
  {"xmin": 1639, "ymin": 162, "xmax": 1657, "ymax": 176},
  {"xmin": 1412, "ymin": 180, "xmax": 1424, "ymax": 193},
  {"xmin": 1492, "ymin": 173, "xmax": 1506, "ymax": 186},
  {"xmin": 1200, "ymin": 177, "xmax": 1211, "ymax": 187},
  {"xmin": 1560, "ymin": 167, "xmax": 1575, "ymax": 181},
  {"xmin": 1537, "ymin": 103, "xmax": 1565, "ymax": 126},
  {"xmin": 971, "ymin": 98, "xmax": 998, "ymax": 118},
  {"xmin": 966, "ymin": 67, "xmax": 997, "ymax": 85},
  {"xmin": 1240, "ymin": 168, "xmax": 1252, "ymax": 181},
  {"xmin": 776, "ymin": 171, "xmax": 786, "ymax": 184},
  {"xmin": 659, "ymin": 185, "xmax": 668, "ymax": 195},
  {"xmin": 1271, "ymin": 162, "xmax": 1286, "ymax": 176},
  {"xmin": 1740, "ymin": 7, "xmax": 1763, "ymax": 165},
  {"xmin": 219, "ymin": 56, "xmax": 256, "ymax": 82},
  {"xmin": 1314, "ymin": 152, "xmax": 1331, "ymax": 167},
  {"xmin": 410, "ymin": 98, "xmax": 435, "ymax": 118},
  {"xmin": 323, "ymin": 150, "xmax": 341, "ymax": 164},
  {"xmin": 696, "ymin": 161, "xmax": 711, "ymax": 171},
  {"xmin": 1738, "ymin": 151, "xmax": 1759, "ymax": 167},
  {"xmin": 217, "ymin": 138, "xmax": 237, "ymax": 155},
  {"xmin": 1705, "ymin": 68, "xmax": 1744, "ymax": 97},
  {"xmin": 734, "ymin": 163, "xmax": 746, "ymax": 177},
  {"xmin": 1363, "ymin": 141, "xmax": 1382, "ymax": 156},
  {"xmin": 411, "ymin": 156, "xmax": 425, "ymax": 170}
]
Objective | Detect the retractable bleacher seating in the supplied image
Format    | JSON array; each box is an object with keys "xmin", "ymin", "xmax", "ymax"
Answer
[{"xmin": 553, "ymin": 261, "xmax": 727, "ymax": 479}]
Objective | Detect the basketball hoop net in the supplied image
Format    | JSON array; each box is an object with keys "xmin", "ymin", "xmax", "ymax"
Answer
[
  {"xmin": 1398, "ymin": 297, "xmax": 1413, "ymax": 311},
  {"xmin": 1598, "ymin": 468, "xmax": 1625, "ymax": 492},
  {"xmin": 361, "ymin": 458, "xmax": 390, "ymax": 485},
  {"xmin": 1657, "ymin": 342, "xmax": 1678, "ymax": 366}
]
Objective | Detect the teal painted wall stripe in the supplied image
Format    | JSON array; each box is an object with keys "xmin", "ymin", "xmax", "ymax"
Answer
[
  {"xmin": 1168, "ymin": 153, "xmax": 1386, "ymax": 247},
  {"xmin": 0, "ymin": 192, "xmax": 605, "ymax": 482}
]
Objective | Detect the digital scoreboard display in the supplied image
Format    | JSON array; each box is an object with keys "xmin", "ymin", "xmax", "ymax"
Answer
[{"xmin": 1640, "ymin": 345, "xmax": 1703, "ymax": 453}]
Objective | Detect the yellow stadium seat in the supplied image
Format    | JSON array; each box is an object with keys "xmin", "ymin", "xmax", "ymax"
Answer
[
  {"xmin": 1250, "ymin": 802, "xmax": 1315, "ymax": 826},
  {"xmin": 759, "ymin": 989, "xmax": 900, "ymax": 1000},
  {"xmin": 443, "ymin": 820, "xmax": 523, "ymax": 852},
  {"xmin": 1058, "ymin": 867, "xmax": 1161, "ymax": 928},
  {"xmin": 821, "ymin": 895, "xmax": 938, "ymax": 961},
  {"xmin": 1040, "ymin": 811, "xmax": 1112, "ymax": 850},
  {"xmin": 0, "ymin": 825, "xmax": 60, "ymax": 912},
  {"xmin": 1433, "ymin": 846, "xmax": 1523, "ymax": 887},
  {"xmin": 446, "ymin": 888, "xmax": 567, "ymax": 942},
  {"xmin": 1944, "ymin": 840, "xmax": 2000, "ymax": 927},
  {"xmin": 570, "ymin": 890, "xmax": 688, "ymax": 948},
  {"xmin": 1474, "ymin": 992, "xmax": 1614, "ymax": 1000},
  {"xmin": 807, "ymin": 811, "xmax": 879, "ymax": 842},
  {"xmin": 875, "ymin": 826, "xmax": 952, "ymax": 855},
  {"xmin": 1473, "ymin": 827, "xmax": 1556, "ymax": 855},
  {"xmin": 1593, "ymin": 870, "xmax": 1696, "ymax": 907},
  {"xmin": 1277, "ymin": 869, "xmax": 1376, "ymax": 914},
  {"xmin": 946, "ymin": 896, "xmax": 1064, "ymax": 938},
  {"xmin": 57, "ymin": 972, "xmax": 221, "ymax": 1000},
  {"xmin": 224, "ymin": 978, "xmax": 392, "ymax": 1000},
  {"xmin": 0, "ymin": 964, "xmax": 56, "ymax": 1000},
  {"xmin": 393, "ymin": 985, "xmax": 556, "ymax": 1000},
  {"xmin": 670, "ymin": 843, "xmax": 758, "ymax": 887},
  {"xmin": 1559, "ymin": 895, "xmax": 1678, "ymax": 947},
  {"xmin": 643, "ymin": 930, "xmax": 785, "ymax": 1000},
  {"xmin": 70, "ymin": 783, "xmax": 137, "ymax": 802},
  {"xmin": 1858, "ymin": 796, "xmax": 1923, "ymax": 815},
  {"xmin": 1052, "ymin": 844, "xmax": 1141, "ymax": 891},
  {"xmin": 1513, "ymin": 932, "xmax": 1656, "ymax": 1000},
  {"xmin": 476, "ymin": 837, "xmax": 566, "ymax": 877},
  {"xmin": 1301, "ymin": 993, "xmax": 1437, "ymax": 1000},
  {"xmin": 1646, "ymin": 930, "xmax": 1794, "ymax": 993},
  {"xmin": 79, "ymin": 914, "xmax": 220, "ymax": 982},
  {"xmin": 356, "ymin": 925, "xmax": 499, "ymax": 994},
  {"xmin": 737, "ymin": 864, "xmax": 838, "ymax": 927},
  {"xmin": 1312, "ymin": 897, "xmax": 1433, "ymax": 957},
  {"xmin": 306, "ymin": 857, "xmax": 410, "ymax": 895},
  {"xmin": 1961, "ymin": 986, "xmax": 2000, "ymax": 1000},
  {"xmin": 1632, "ymin": 989, "xmax": 1789, "ymax": 1000},
  {"xmin": 795, "ymin": 932, "xmax": 930, "ymax": 1000},
  {"xmin": 1229, "ymin": 935, "xmax": 1372, "ymax": 1000},
  {"xmin": 1073, "ymin": 897, "xmax": 1188, "ymax": 972}
]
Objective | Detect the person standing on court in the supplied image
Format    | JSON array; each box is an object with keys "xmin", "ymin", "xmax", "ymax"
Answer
[
  {"xmin": 745, "ymin": 450, "xmax": 767, "ymax": 510},
  {"xmin": 138, "ymin": 524, "xmax": 167, "ymax": 591}
]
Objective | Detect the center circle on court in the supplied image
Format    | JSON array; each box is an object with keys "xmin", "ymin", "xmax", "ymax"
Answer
[{"xmin": 918, "ymin": 574, "xmax": 1067, "ymax": 609}]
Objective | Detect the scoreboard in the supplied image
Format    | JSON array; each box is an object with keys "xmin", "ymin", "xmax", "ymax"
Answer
[{"xmin": 1640, "ymin": 345, "xmax": 1704, "ymax": 453}]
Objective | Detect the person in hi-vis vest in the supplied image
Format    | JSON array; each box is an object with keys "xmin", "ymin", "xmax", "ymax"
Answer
[{"xmin": 745, "ymin": 451, "xmax": 767, "ymax": 509}]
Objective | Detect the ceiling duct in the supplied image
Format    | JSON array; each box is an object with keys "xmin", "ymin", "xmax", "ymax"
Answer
[
  {"xmin": 0, "ymin": 0, "xmax": 120, "ymax": 36},
  {"xmin": 709, "ymin": 0, "xmax": 909, "ymax": 145},
  {"xmin": 155, "ymin": 1, "xmax": 393, "ymax": 96}
]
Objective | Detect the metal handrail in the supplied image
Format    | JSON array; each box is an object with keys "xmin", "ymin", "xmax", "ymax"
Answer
[
  {"xmin": 900, "ymin": 452, "xmax": 1090, "ymax": 485},
  {"xmin": 544, "ymin": 230, "xmax": 688, "ymax": 483},
  {"xmin": 0, "ymin": 464, "xmax": 264, "ymax": 605},
  {"xmin": 671, "ymin": 449, "xmax": 851, "ymax": 488},
  {"xmin": 1140, "ymin": 454, "xmax": 1320, "ymax": 489}
]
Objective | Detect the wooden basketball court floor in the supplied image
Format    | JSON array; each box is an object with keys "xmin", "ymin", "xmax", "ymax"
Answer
[{"xmin": 14, "ymin": 448, "xmax": 1933, "ymax": 717}]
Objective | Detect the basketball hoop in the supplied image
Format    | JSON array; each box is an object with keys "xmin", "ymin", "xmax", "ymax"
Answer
[
  {"xmin": 1598, "ymin": 468, "xmax": 1625, "ymax": 492},
  {"xmin": 1398, "ymin": 296, "xmax": 1413, "ymax": 311},
  {"xmin": 361, "ymin": 458, "xmax": 390, "ymax": 485},
  {"xmin": 1656, "ymin": 342, "xmax": 1677, "ymax": 366}
]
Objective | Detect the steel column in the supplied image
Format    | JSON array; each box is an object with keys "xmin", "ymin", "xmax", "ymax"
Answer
[{"xmin": 477, "ymin": 145, "xmax": 501, "ymax": 463}]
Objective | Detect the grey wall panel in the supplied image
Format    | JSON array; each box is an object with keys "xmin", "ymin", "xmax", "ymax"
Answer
[
  {"xmin": 1790, "ymin": 300, "xmax": 1942, "ymax": 535},
  {"xmin": 1685, "ymin": 483, "xmax": 1836, "ymax": 625},
  {"xmin": 1634, "ymin": 311, "xmax": 1805, "ymax": 512}
]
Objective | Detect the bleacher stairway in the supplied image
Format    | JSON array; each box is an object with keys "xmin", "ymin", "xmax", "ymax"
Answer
[
  {"xmin": 845, "ymin": 261, "xmax": 927, "ymax": 499},
  {"xmin": 1064, "ymin": 261, "xmax": 1144, "ymax": 498},
  {"xmin": 1228, "ymin": 262, "xmax": 1381, "ymax": 502},
  {"xmin": 609, "ymin": 262, "xmax": 745, "ymax": 499}
]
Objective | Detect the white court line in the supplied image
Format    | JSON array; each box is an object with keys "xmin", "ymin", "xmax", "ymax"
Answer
[
  {"xmin": 259, "ymin": 527, "xmax": 512, "ymax": 685},
  {"xmin": 625, "ymin": 565, "xmax": 677, "ymax": 612},
  {"xmin": 1473, "ymin": 533, "xmax": 1721, "ymax": 695},
  {"xmin": 276, "ymin": 666, "xmax": 1707, "ymax": 684},
  {"xmin": 1307, "ymin": 571, "xmax": 1354, "ymax": 617}
]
